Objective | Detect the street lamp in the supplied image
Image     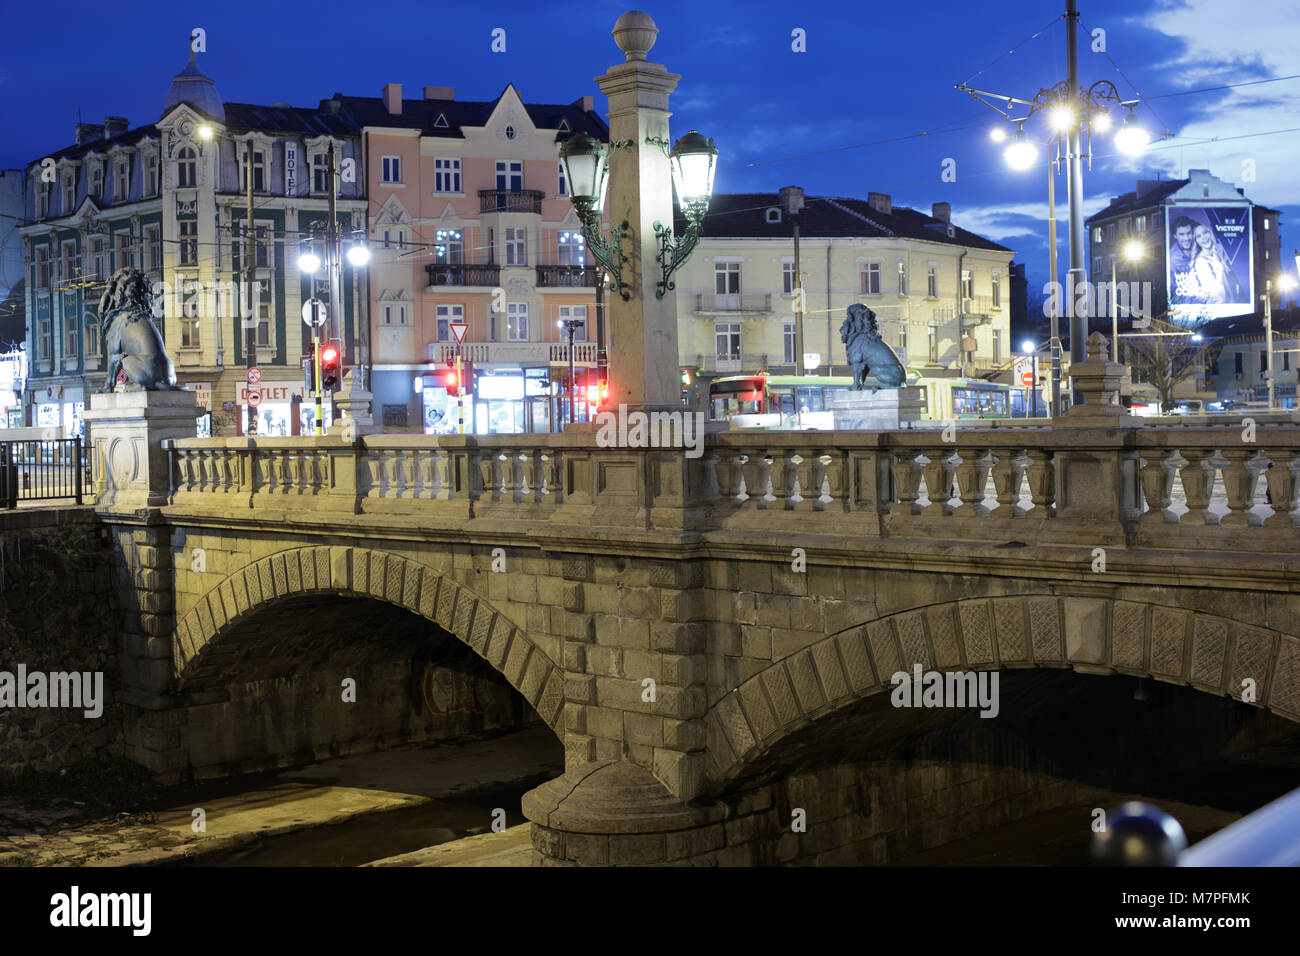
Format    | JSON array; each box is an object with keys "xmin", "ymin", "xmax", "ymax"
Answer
[
  {"xmin": 297, "ymin": 244, "xmax": 321, "ymax": 275},
  {"xmin": 1112, "ymin": 239, "xmax": 1146, "ymax": 362},
  {"xmin": 560, "ymin": 133, "xmax": 629, "ymax": 301},
  {"xmin": 557, "ymin": 317, "xmax": 586, "ymax": 425},
  {"xmin": 958, "ymin": 1, "xmax": 1165, "ymax": 404},
  {"xmin": 1003, "ymin": 125, "xmax": 1037, "ymax": 170},
  {"xmin": 653, "ymin": 130, "xmax": 718, "ymax": 298}
]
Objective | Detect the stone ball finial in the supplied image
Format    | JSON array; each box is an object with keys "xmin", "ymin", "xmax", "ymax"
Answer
[{"xmin": 613, "ymin": 10, "xmax": 658, "ymax": 60}]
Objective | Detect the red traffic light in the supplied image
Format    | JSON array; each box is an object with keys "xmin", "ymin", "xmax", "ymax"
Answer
[
  {"xmin": 321, "ymin": 344, "xmax": 340, "ymax": 364},
  {"xmin": 319, "ymin": 341, "xmax": 342, "ymax": 391},
  {"xmin": 442, "ymin": 367, "xmax": 460, "ymax": 396}
]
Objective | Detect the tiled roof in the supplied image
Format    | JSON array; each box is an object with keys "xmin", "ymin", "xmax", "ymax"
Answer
[
  {"xmin": 1088, "ymin": 180, "xmax": 1188, "ymax": 222},
  {"xmin": 33, "ymin": 125, "xmax": 159, "ymax": 167},
  {"xmin": 222, "ymin": 102, "xmax": 359, "ymax": 137},
  {"xmin": 676, "ymin": 192, "xmax": 1011, "ymax": 251},
  {"xmin": 333, "ymin": 87, "xmax": 608, "ymax": 139}
]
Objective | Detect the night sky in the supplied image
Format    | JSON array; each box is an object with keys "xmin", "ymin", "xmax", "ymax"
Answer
[{"xmin": 4, "ymin": 0, "xmax": 1298, "ymax": 311}]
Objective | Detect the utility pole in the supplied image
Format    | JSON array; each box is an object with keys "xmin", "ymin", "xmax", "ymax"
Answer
[
  {"xmin": 244, "ymin": 144, "xmax": 257, "ymax": 437},
  {"xmin": 328, "ymin": 142, "xmax": 341, "ymax": 365},
  {"xmin": 1265, "ymin": 278, "xmax": 1276, "ymax": 410}
]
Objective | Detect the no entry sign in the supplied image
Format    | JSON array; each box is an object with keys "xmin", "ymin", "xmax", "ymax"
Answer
[
  {"xmin": 246, "ymin": 389, "xmax": 262, "ymax": 407},
  {"xmin": 1021, "ymin": 371, "xmax": 1035, "ymax": 387}
]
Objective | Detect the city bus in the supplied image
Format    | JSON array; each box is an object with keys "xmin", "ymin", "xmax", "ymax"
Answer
[{"xmin": 708, "ymin": 371, "xmax": 1012, "ymax": 428}]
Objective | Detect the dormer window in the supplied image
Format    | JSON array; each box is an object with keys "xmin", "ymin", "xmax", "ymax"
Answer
[
  {"xmin": 240, "ymin": 148, "xmax": 267, "ymax": 192},
  {"xmin": 433, "ymin": 113, "xmax": 449, "ymax": 128},
  {"xmin": 504, "ymin": 125, "xmax": 516, "ymax": 140},
  {"xmin": 558, "ymin": 117, "xmax": 571, "ymax": 132},
  {"xmin": 89, "ymin": 163, "xmax": 103, "ymax": 200},
  {"xmin": 61, "ymin": 172, "xmax": 75, "ymax": 211},
  {"xmin": 115, "ymin": 159, "xmax": 129, "ymax": 201},
  {"xmin": 765, "ymin": 208, "xmax": 781, "ymax": 223}
]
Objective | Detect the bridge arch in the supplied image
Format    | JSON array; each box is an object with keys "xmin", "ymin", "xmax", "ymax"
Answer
[
  {"xmin": 704, "ymin": 593, "xmax": 1300, "ymax": 788},
  {"xmin": 172, "ymin": 545, "xmax": 565, "ymax": 735}
]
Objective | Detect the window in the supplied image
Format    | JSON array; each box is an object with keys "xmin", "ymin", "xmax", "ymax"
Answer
[
  {"xmin": 1093, "ymin": 256, "xmax": 1102, "ymax": 274},
  {"xmin": 506, "ymin": 302, "xmax": 529, "ymax": 340},
  {"xmin": 89, "ymin": 163, "xmax": 103, "ymax": 199},
  {"xmin": 115, "ymin": 232, "xmax": 131, "ymax": 272},
  {"xmin": 181, "ymin": 282, "xmax": 201, "ymax": 348},
  {"xmin": 992, "ymin": 329, "xmax": 1001, "ymax": 364},
  {"xmin": 435, "ymin": 158, "xmax": 462, "ymax": 193},
  {"xmin": 1265, "ymin": 249, "xmax": 1270, "ymax": 261},
  {"xmin": 899, "ymin": 325, "xmax": 908, "ymax": 356},
  {"xmin": 61, "ymin": 242, "xmax": 76, "ymax": 280},
  {"xmin": 241, "ymin": 150, "xmax": 266, "ymax": 192},
  {"xmin": 1135, "ymin": 215, "xmax": 1146, "ymax": 233},
  {"xmin": 1261, "ymin": 351, "xmax": 1268, "ymax": 373},
  {"xmin": 436, "ymin": 304, "xmax": 462, "ymax": 340},
  {"xmin": 991, "ymin": 272, "xmax": 1001, "ymax": 308},
  {"xmin": 255, "ymin": 226, "xmax": 269, "ymax": 268},
  {"xmin": 1150, "ymin": 215, "xmax": 1160, "ymax": 232},
  {"xmin": 257, "ymin": 302, "xmax": 270, "ymax": 347},
  {"xmin": 1105, "ymin": 222, "xmax": 1115, "ymax": 240},
  {"xmin": 115, "ymin": 160, "xmax": 129, "ymax": 201},
  {"xmin": 558, "ymin": 231, "xmax": 585, "ymax": 266},
  {"xmin": 1234, "ymin": 352, "xmax": 1243, "ymax": 374},
  {"xmin": 898, "ymin": 260, "xmax": 908, "ymax": 296},
  {"xmin": 715, "ymin": 322, "xmax": 740, "ymax": 360},
  {"xmin": 37, "ymin": 318, "xmax": 51, "ymax": 360},
  {"xmin": 860, "ymin": 262, "xmax": 881, "ymax": 295},
  {"xmin": 927, "ymin": 265, "xmax": 937, "ymax": 298},
  {"xmin": 144, "ymin": 225, "xmax": 161, "ymax": 271},
  {"xmin": 382, "ymin": 304, "xmax": 408, "ymax": 326},
  {"xmin": 179, "ymin": 221, "xmax": 197, "ymax": 265},
  {"xmin": 714, "ymin": 261, "xmax": 741, "ymax": 295},
  {"xmin": 34, "ymin": 247, "xmax": 49, "ymax": 287},
  {"xmin": 558, "ymin": 304, "xmax": 588, "ymax": 341},
  {"xmin": 36, "ymin": 182, "xmax": 51, "ymax": 218},
  {"xmin": 1092, "ymin": 226, "xmax": 1103, "ymax": 243},
  {"xmin": 176, "ymin": 147, "xmax": 196, "ymax": 188},
  {"xmin": 84, "ymin": 318, "xmax": 99, "ymax": 359},
  {"xmin": 62, "ymin": 173, "xmax": 75, "ymax": 211},
  {"xmin": 1264, "ymin": 218, "xmax": 1271, "ymax": 230},
  {"xmin": 505, "ymin": 227, "xmax": 526, "ymax": 266},
  {"xmin": 1285, "ymin": 352, "xmax": 1291, "ymax": 372},
  {"xmin": 90, "ymin": 237, "xmax": 106, "ymax": 281},
  {"xmin": 961, "ymin": 269, "xmax": 974, "ymax": 299},
  {"xmin": 145, "ymin": 156, "xmax": 158, "ymax": 196},
  {"xmin": 312, "ymin": 154, "xmax": 329, "ymax": 194},
  {"xmin": 504, "ymin": 125, "xmax": 516, "ymax": 140},
  {"xmin": 557, "ymin": 161, "xmax": 568, "ymax": 198},
  {"xmin": 434, "ymin": 229, "xmax": 463, "ymax": 264},
  {"xmin": 782, "ymin": 261, "xmax": 797, "ymax": 295},
  {"xmin": 928, "ymin": 326, "xmax": 938, "ymax": 363},
  {"xmin": 766, "ymin": 208, "xmax": 781, "ymax": 223},
  {"xmin": 382, "ymin": 228, "xmax": 406, "ymax": 250},
  {"xmin": 63, "ymin": 294, "xmax": 78, "ymax": 356},
  {"xmin": 783, "ymin": 320, "xmax": 796, "ymax": 364},
  {"xmin": 382, "ymin": 156, "xmax": 402, "ymax": 184},
  {"xmin": 495, "ymin": 161, "xmax": 522, "ymax": 191}
]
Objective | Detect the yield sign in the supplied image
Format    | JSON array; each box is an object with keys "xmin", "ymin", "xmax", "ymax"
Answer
[{"xmin": 450, "ymin": 322, "xmax": 468, "ymax": 346}]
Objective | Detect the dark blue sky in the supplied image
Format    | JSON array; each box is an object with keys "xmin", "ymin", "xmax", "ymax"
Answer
[{"xmin": 4, "ymin": 0, "xmax": 1299, "ymax": 306}]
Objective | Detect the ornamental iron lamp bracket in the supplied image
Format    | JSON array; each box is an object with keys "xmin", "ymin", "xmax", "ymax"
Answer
[
  {"xmin": 652, "ymin": 213, "xmax": 704, "ymax": 300},
  {"xmin": 574, "ymin": 199, "xmax": 631, "ymax": 301}
]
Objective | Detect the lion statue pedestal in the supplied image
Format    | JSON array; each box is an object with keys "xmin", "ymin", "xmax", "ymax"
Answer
[
  {"xmin": 83, "ymin": 389, "xmax": 199, "ymax": 512},
  {"xmin": 829, "ymin": 385, "xmax": 926, "ymax": 430}
]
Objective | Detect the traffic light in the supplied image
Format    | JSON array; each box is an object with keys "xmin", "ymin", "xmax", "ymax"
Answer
[
  {"xmin": 320, "ymin": 341, "xmax": 342, "ymax": 391},
  {"xmin": 303, "ymin": 355, "xmax": 315, "ymax": 392},
  {"xmin": 681, "ymin": 368, "xmax": 692, "ymax": 386},
  {"xmin": 441, "ymin": 366, "xmax": 460, "ymax": 397}
]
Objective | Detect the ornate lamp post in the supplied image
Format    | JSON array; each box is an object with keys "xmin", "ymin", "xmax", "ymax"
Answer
[{"xmin": 559, "ymin": 11, "xmax": 717, "ymax": 412}]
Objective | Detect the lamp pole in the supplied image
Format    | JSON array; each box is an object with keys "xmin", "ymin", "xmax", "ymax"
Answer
[
  {"xmin": 1047, "ymin": 154, "xmax": 1062, "ymax": 416},
  {"xmin": 244, "ymin": 143, "xmax": 257, "ymax": 438},
  {"xmin": 1265, "ymin": 277, "xmax": 1275, "ymax": 411},
  {"xmin": 1064, "ymin": 0, "xmax": 1088, "ymax": 397}
]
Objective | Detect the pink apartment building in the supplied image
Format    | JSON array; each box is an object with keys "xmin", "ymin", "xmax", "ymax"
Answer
[{"xmin": 347, "ymin": 83, "xmax": 609, "ymax": 433}]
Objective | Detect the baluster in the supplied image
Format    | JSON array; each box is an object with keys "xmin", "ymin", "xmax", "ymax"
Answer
[
  {"xmin": 1219, "ymin": 448, "xmax": 1263, "ymax": 526},
  {"xmin": 257, "ymin": 451, "xmax": 276, "ymax": 494},
  {"xmin": 1138, "ymin": 449, "xmax": 1177, "ymax": 524},
  {"xmin": 178, "ymin": 450, "xmax": 196, "ymax": 492},
  {"xmin": 889, "ymin": 449, "xmax": 924, "ymax": 516},
  {"xmin": 784, "ymin": 454, "xmax": 805, "ymax": 508},
  {"xmin": 746, "ymin": 454, "xmax": 775, "ymax": 507},
  {"xmin": 953, "ymin": 447, "xmax": 993, "ymax": 517},
  {"xmin": 810, "ymin": 452, "xmax": 834, "ymax": 510},
  {"xmin": 364, "ymin": 453, "xmax": 382, "ymax": 498},
  {"xmin": 729, "ymin": 452, "xmax": 750, "ymax": 505},
  {"xmin": 990, "ymin": 447, "xmax": 1027, "ymax": 519},
  {"xmin": 700, "ymin": 452, "xmax": 722, "ymax": 503},
  {"xmin": 514, "ymin": 451, "xmax": 532, "ymax": 503},
  {"xmin": 920, "ymin": 448, "xmax": 956, "ymax": 516},
  {"xmin": 1263, "ymin": 450, "xmax": 1300, "ymax": 527},
  {"xmin": 428, "ymin": 450, "xmax": 448, "ymax": 499},
  {"xmin": 1177, "ymin": 448, "xmax": 1219, "ymax": 525},
  {"xmin": 277, "ymin": 452, "xmax": 293, "ymax": 494},
  {"xmin": 1024, "ymin": 449, "xmax": 1056, "ymax": 517}
]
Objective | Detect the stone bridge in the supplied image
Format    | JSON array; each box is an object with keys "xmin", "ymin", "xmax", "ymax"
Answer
[{"xmin": 81, "ymin": 379, "xmax": 1300, "ymax": 865}]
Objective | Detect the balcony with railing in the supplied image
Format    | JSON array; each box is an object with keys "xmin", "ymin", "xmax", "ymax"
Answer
[
  {"xmin": 429, "ymin": 341, "xmax": 599, "ymax": 366},
  {"xmin": 693, "ymin": 292, "xmax": 773, "ymax": 314},
  {"xmin": 425, "ymin": 263, "xmax": 502, "ymax": 289},
  {"xmin": 479, "ymin": 189, "xmax": 545, "ymax": 214},
  {"xmin": 536, "ymin": 265, "xmax": 597, "ymax": 288}
]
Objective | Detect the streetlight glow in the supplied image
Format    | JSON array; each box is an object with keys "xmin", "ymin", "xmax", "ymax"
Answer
[
  {"xmin": 1278, "ymin": 274, "xmax": 1298, "ymax": 292},
  {"xmin": 345, "ymin": 241, "xmax": 370, "ymax": 267},
  {"xmin": 1022, "ymin": 340, "xmax": 1035, "ymax": 354},
  {"xmin": 1122, "ymin": 240, "xmax": 1145, "ymax": 263},
  {"xmin": 1047, "ymin": 105, "xmax": 1075, "ymax": 132},
  {"xmin": 1114, "ymin": 113, "xmax": 1152, "ymax": 156},
  {"xmin": 1091, "ymin": 111, "xmax": 1112, "ymax": 133},
  {"xmin": 1004, "ymin": 136, "xmax": 1037, "ymax": 171},
  {"xmin": 197, "ymin": 123, "xmax": 213, "ymax": 140},
  {"xmin": 989, "ymin": 126, "xmax": 1008, "ymax": 143},
  {"xmin": 297, "ymin": 250, "xmax": 321, "ymax": 274}
]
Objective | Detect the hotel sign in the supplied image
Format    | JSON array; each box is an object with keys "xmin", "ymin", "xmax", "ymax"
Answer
[{"xmin": 284, "ymin": 144, "xmax": 298, "ymax": 196}]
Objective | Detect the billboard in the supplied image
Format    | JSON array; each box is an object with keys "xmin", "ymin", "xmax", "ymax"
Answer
[{"xmin": 1166, "ymin": 205, "xmax": 1254, "ymax": 323}]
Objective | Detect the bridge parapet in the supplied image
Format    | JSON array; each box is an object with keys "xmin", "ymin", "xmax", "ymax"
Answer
[{"xmin": 161, "ymin": 427, "xmax": 1300, "ymax": 557}]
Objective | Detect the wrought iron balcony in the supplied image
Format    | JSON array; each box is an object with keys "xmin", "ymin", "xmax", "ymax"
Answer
[
  {"xmin": 478, "ymin": 189, "xmax": 545, "ymax": 214},
  {"xmin": 536, "ymin": 265, "xmax": 597, "ymax": 288},
  {"xmin": 693, "ymin": 292, "xmax": 773, "ymax": 313},
  {"xmin": 425, "ymin": 263, "xmax": 502, "ymax": 288}
]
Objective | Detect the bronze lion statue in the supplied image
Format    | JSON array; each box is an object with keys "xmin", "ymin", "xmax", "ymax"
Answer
[{"xmin": 98, "ymin": 267, "xmax": 178, "ymax": 392}]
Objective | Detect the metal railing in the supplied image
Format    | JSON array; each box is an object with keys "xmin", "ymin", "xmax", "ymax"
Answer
[
  {"xmin": 425, "ymin": 263, "xmax": 502, "ymax": 288},
  {"xmin": 0, "ymin": 438, "xmax": 85, "ymax": 508},
  {"xmin": 694, "ymin": 293, "xmax": 773, "ymax": 313},
  {"xmin": 478, "ymin": 189, "xmax": 545, "ymax": 214},
  {"xmin": 536, "ymin": 264, "xmax": 597, "ymax": 288}
]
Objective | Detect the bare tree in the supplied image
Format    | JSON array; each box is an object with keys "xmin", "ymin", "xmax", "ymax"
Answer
[{"xmin": 1120, "ymin": 313, "xmax": 1222, "ymax": 412}]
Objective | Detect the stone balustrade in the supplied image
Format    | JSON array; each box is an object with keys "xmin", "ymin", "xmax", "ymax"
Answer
[{"xmin": 161, "ymin": 426, "xmax": 1300, "ymax": 552}]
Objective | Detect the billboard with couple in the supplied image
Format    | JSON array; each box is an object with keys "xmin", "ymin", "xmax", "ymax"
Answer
[{"xmin": 1166, "ymin": 205, "xmax": 1253, "ymax": 322}]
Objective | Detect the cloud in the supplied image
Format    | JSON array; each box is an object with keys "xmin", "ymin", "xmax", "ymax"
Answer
[{"xmin": 945, "ymin": 197, "xmax": 1113, "ymax": 242}]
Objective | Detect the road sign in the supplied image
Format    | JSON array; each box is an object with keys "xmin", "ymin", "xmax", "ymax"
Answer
[
  {"xmin": 247, "ymin": 366, "xmax": 262, "ymax": 385},
  {"xmin": 246, "ymin": 389, "xmax": 262, "ymax": 407},
  {"xmin": 301, "ymin": 298, "xmax": 328, "ymax": 328},
  {"xmin": 1021, "ymin": 371, "xmax": 1035, "ymax": 387},
  {"xmin": 450, "ymin": 322, "xmax": 468, "ymax": 346}
]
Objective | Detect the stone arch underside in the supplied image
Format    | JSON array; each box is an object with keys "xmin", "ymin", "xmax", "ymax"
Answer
[
  {"xmin": 172, "ymin": 545, "xmax": 565, "ymax": 734},
  {"xmin": 705, "ymin": 593, "xmax": 1300, "ymax": 788}
]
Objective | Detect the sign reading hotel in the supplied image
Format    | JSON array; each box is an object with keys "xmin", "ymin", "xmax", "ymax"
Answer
[{"xmin": 284, "ymin": 143, "xmax": 298, "ymax": 196}]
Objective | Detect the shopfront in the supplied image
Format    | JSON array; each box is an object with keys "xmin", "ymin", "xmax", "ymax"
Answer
[{"xmin": 236, "ymin": 382, "xmax": 333, "ymax": 437}]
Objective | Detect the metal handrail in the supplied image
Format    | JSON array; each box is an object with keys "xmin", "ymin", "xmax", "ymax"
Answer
[{"xmin": 1178, "ymin": 785, "xmax": 1300, "ymax": 867}]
